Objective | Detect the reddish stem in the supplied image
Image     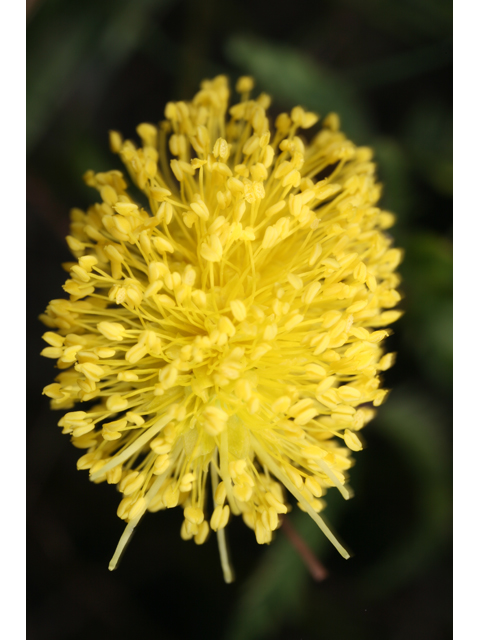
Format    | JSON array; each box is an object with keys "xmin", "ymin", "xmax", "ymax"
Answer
[{"xmin": 281, "ymin": 515, "xmax": 329, "ymax": 582}]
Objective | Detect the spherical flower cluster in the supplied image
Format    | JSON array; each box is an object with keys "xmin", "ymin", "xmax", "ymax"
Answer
[{"xmin": 41, "ymin": 75, "xmax": 402, "ymax": 581}]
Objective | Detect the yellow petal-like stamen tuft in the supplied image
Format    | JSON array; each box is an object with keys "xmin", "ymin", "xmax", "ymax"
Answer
[{"xmin": 41, "ymin": 75, "xmax": 402, "ymax": 581}]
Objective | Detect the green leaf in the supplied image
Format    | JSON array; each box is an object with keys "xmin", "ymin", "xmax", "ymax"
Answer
[
  {"xmin": 400, "ymin": 233, "xmax": 453, "ymax": 387},
  {"xmin": 27, "ymin": 0, "xmax": 172, "ymax": 154},
  {"xmin": 402, "ymin": 100, "xmax": 453, "ymax": 196},
  {"xmin": 224, "ymin": 497, "xmax": 348, "ymax": 640},
  {"xmin": 347, "ymin": 41, "xmax": 451, "ymax": 89},
  {"xmin": 360, "ymin": 389, "xmax": 451, "ymax": 597},
  {"xmin": 225, "ymin": 35, "xmax": 371, "ymax": 144},
  {"xmin": 337, "ymin": 0, "xmax": 452, "ymax": 42},
  {"xmin": 373, "ymin": 136, "xmax": 414, "ymax": 225}
]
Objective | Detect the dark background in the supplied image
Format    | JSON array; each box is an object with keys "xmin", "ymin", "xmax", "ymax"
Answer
[{"xmin": 27, "ymin": 1, "xmax": 452, "ymax": 638}]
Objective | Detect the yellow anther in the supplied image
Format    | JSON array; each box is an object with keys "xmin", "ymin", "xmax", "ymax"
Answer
[
  {"xmin": 284, "ymin": 314, "xmax": 304, "ymax": 331},
  {"xmin": 305, "ymin": 364, "xmax": 327, "ymax": 378},
  {"xmin": 254, "ymin": 519, "xmax": 271, "ymax": 544},
  {"xmin": 159, "ymin": 364, "xmax": 178, "ymax": 389},
  {"xmin": 287, "ymin": 274, "xmax": 303, "ymax": 290},
  {"xmin": 117, "ymin": 496, "xmax": 134, "ymax": 520},
  {"xmin": 109, "ymin": 130, "xmax": 123, "ymax": 153},
  {"xmin": 275, "ymin": 112, "xmax": 291, "ymax": 133},
  {"xmin": 194, "ymin": 521, "xmax": 210, "ymax": 545},
  {"xmin": 250, "ymin": 107, "xmax": 268, "ymax": 132},
  {"xmin": 235, "ymin": 163, "xmax": 249, "ymax": 178},
  {"xmin": 40, "ymin": 346, "xmax": 63, "ymax": 359},
  {"xmin": 104, "ymin": 416, "xmax": 127, "ymax": 431},
  {"xmin": 75, "ymin": 362, "xmax": 105, "ymax": 382},
  {"xmin": 271, "ymin": 396, "xmax": 291, "ymax": 414},
  {"xmin": 137, "ymin": 123, "xmax": 157, "ymax": 145},
  {"xmin": 191, "ymin": 199, "xmax": 210, "ymax": 221},
  {"xmin": 301, "ymin": 112, "xmax": 319, "ymax": 128},
  {"xmin": 202, "ymin": 406, "xmax": 228, "ymax": 435},
  {"xmin": 323, "ymin": 112, "xmax": 340, "ymax": 131},
  {"xmin": 234, "ymin": 378, "xmax": 252, "ymax": 401},
  {"xmin": 182, "ymin": 265, "xmax": 196, "ymax": 286},
  {"xmin": 247, "ymin": 397, "xmax": 260, "ymax": 414},
  {"xmin": 60, "ymin": 344, "xmax": 82, "ymax": 363},
  {"xmin": 264, "ymin": 200, "xmax": 286, "ymax": 219},
  {"xmin": 147, "ymin": 262, "xmax": 165, "ymax": 283},
  {"xmin": 262, "ymin": 226, "xmax": 279, "ymax": 249},
  {"xmin": 264, "ymin": 491, "xmax": 287, "ymax": 514},
  {"xmin": 294, "ymin": 407, "xmax": 319, "ymax": 426},
  {"xmin": 291, "ymin": 106, "xmax": 305, "ymax": 124},
  {"xmin": 102, "ymin": 427, "xmax": 122, "ymax": 442},
  {"xmin": 113, "ymin": 203, "xmax": 138, "ymax": 217},
  {"xmin": 153, "ymin": 454, "xmax": 170, "ymax": 475},
  {"xmin": 218, "ymin": 316, "xmax": 236, "ymax": 337},
  {"xmin": 315, "ymin": 183, "xmax": 341, "ymax": 200},
  {"xmin": 180, "ymin": 520, "xmax": 194, "ymax": 540},
  {"xmin": 122, "ymin": 471, "xmax": 146, "ymax": 496},
  {"xmin": 107, "ymin": 466, "xmax": 122, "ymax": 485},
  {"xmin": 233, "ymin": 484, "xmax": 253, "ymax": 502},
  {"xmin": 353, "ymin": 261, "xmax": 367, "ymax": 283},
  {"xmin": 65, "ymin": 235, "xmax": 85, "ymax": 252},
  {"xmin": 251, "ymin": 343, "xmax": 271, "ymax": 361},
  {"xmin": 213, "ymin": 137, "xmax": 230, "ymax": 160},
  {"xmin": 242, "ymin": 135, "xmax": 260, "ymax": 156},
  {"xmin": 282, "ymin": 169, "xmax": 301, "ymax": 188},
  {"xmin": 287, "ymin": 399, "xmax": 313, "ymax": 418},
  {"xmin": 263, "ymin": 323, "xmax": 278, "ymax": 341},
  {"xmin": 337, "ymin": 386, "xmax": 362, "ymax": 401},
  {"xmin": 42, "ymin": 383, "xmax": 65, "ymax": 400},
  {"xmin": 170, "ymin": 159, "xmax": 184, "ymax": 181},
  {"xmin": 200, "ymin": 234, "xmax": 223, "ymax": 262},
  {"xmin": 228, "ymin": 459, "xmax": 246, "ymax": 478},
  {"xmin": 42, "ymin": 332, "xmax": 65, "ymax": 348},
  {"xmin": 100, "ymin": 185, "xmax": 118, "ymax": 206},
  {"xmin": 71, "ymin": 421, "xmax": 95, "ymax": 438},
  {"xmin": 192, "ymin": 289, "xmax": 207, "ymax": 308},
  {"xmin": 250, "ymin": 163, "xmax": 268, "ymax": 182},
  {"xmin": 214, "ymin": 482, "xmax": 227, "ymax": 506},
  {"xmin": 213, "ymin": 162, "xmax": 233, "ymax": 179},
  {"xmin": 180, "ymin": 473, "xmax": 195, "ymax": 492},
  {"xmin": 210, "ymin": 505, "xmax": 225, "ymax": 531},
  {"xmin": 106, "ymin": 394, "xmax": 129, "ymax": 412},
  {"xmin": 230, "ymin": 299, "xmax": 247, "ymax": 322},
  {"xmin": 150, "ymin": 435, "xmax": 172, "ymax": 454},
  {"xmin": 286, "ymin": 466, "xmax": 304, "ymax": 490},
  {"xmin": 373, "ymin": 389, "xmax": 389, "ymax": 406},
  {"xmin": 378, "ymin": 353, "xmax": 396, "ymax": 371},
  {"xmin": 150, "ymin": 187, "xmax": 172, "ymax": 203},
  {"xmin": 117, "ymin": 372, "xmax": 138, "ymax": 382},
  {"xmin": 70, "ymin": 264, "xmax": 90, "ymax": 283},
  {"xmin": 262, "ymin": 144, "xmax": 274, "ymax": 168},
  {"xmin": 153, "ymin": 237, "xmax": 174, "ymax": 254},
  {"xmin": 184, "ymin": 506, "xmax": 204, "ymax": 525},
  {"xmin": 128, "ymin": 496, "xmax": 147, "ymax": 520},
  {"xmin": 76, "ymin": 451, "xmax": 97, "ymax": 470},
  {"xmin": 125, "ymin": 343, "xmax": 148, "ymax": 364},
  {"xmin": 344, "ymin": 429, "xmax": 363, "ymax": 451},
  {"xmin": 104, "ymin": 244, "xmax": 124, "ymax": 264},
  {"xmin": 266, "ymin": 507, "xmax": 279, "ymax": 531},
  {"xmin": 236, "ymin": 76, "xmax": 254, "ymax": 93}
]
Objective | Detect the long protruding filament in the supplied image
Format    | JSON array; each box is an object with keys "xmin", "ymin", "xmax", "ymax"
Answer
[
  {"xmin": 108, "ymin": 443, "xmax": 182, "ymax": 570},
  {"xmin": 251, "ymin": 435, "xmax": 350, "ymax": 559},
  {"xmin": 211, "ymin": 451, "xmax": 235, "ymax": 583}
]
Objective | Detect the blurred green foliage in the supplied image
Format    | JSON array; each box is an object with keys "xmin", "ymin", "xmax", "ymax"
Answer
[
  {"xmin": 225, "ymin": 36, "xmax": 371, "ymax": 141},
  {"xmin": 27, "ymin": 1, "xmax": 452, "ymax": 638}
]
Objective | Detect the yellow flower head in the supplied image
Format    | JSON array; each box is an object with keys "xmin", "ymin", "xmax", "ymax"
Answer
[{"xmin": 41, "ymin": 75, "xmax": 402, "ymax": 581}]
